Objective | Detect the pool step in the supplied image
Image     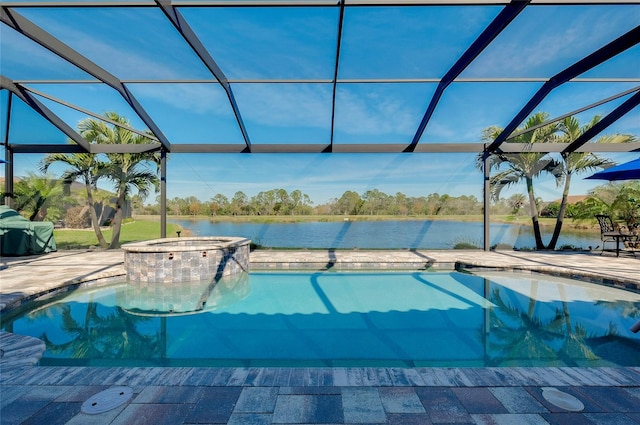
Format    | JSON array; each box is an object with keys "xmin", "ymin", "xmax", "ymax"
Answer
[{"xmin": 0, "ymin": 330, "xmax": 46, "ymax": 373}]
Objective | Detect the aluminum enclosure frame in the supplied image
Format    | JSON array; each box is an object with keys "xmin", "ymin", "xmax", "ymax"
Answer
[{"xmin": 2, "ymin": 0, "xmax": 640, "ymax": 246}]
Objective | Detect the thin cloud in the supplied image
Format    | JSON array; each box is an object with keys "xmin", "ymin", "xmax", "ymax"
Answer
[
  {"xmin": 18, "ymin": 8, "xmax": 208, "ymax": 80},
  {"xmin": 463, "ymin": 6, "xmax": 640, "ymax": 77},
  {"xmin": 334, "ymin": 90, "xmax": 419, "ymax": 136},
  {"xmin": 130, "ymin": 83, "xmax": 232, "ymax": 116},
  {"xmin": 233, "ymin": 84, "xmax": 332, "ymax": 128},
  {"xmin": 181, "ymin": 8, "xmax": 337, "ymax": 79}
]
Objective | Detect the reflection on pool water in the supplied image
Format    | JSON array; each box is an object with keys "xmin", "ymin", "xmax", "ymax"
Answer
[{"xmin": 3, "ymin": 271, "xmax": 640, "ymax": 367}]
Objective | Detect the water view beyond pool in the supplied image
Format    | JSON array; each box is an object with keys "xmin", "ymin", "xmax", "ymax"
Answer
[{"xmin": 170, "ymin": 219, "xmax": 600, "ymax": 250}]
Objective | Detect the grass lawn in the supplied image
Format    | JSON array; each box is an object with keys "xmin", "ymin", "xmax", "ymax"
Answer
[{"xmin": 54, "ymin": 220, "xmax": 183, "ymax": 249}]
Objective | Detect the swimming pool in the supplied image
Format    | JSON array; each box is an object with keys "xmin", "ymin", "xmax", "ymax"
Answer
[{"xmin": 3, "ymin": 270, "xmax": 640, "ymax": 367}]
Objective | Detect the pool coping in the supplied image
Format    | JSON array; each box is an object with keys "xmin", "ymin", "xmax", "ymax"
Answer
[{"xmin": 3, "ymin": 250, "xmax": 639, "ymax": 318}]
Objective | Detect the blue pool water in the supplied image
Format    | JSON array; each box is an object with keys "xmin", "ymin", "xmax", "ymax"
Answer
[{"xmin": 4, "ymin": 271, "xmax": 640, "ymax": 367}]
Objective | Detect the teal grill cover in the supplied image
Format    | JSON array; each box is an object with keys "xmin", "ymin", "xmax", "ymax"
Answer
[{"xmin": 0, "ymin": 205, "xmax": 57, "ymax": 256}]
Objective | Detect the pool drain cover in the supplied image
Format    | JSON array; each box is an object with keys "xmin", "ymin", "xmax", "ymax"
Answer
[
  {"xmin": 81, "ymin": 386, "xmax": 133, "ymax": 414},
  {"xmin": 541, "ymin": 387, "xmax": 584, "ymax": 412}
]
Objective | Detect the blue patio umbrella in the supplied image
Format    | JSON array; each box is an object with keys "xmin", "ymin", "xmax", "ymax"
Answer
[{"xmin": 586, "ymin": 157, "xmax": 640, "ymax": 181}]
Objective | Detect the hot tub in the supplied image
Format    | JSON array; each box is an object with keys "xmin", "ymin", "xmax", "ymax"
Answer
[{"xmin": 122, "ymin": 236, "xmax": 250, "ymax": 284}]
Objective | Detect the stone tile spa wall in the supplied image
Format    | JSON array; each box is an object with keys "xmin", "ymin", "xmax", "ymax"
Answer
[{"xmin": 122, "ymin": 237, "xmax": 251, "ymax": 284}]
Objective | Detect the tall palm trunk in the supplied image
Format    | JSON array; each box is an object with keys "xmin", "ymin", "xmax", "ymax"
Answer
[
  {"xmin": 86, "ymin": 182, "xmax": 108, "ymax": 248},
  {"xmin": 548, "ymin": 173, "xmax": 572, "ymax": 250},
  {"xmin": 526, "ymin": 177, "xmax": 544, "ymax": 249},
  {"xmin": 108, "ymin": 183, "xmax": 127, "ymax": 249}
]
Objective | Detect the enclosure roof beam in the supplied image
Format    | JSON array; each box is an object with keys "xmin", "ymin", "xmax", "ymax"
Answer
[
  {"xmin": 23, "ymin": 86, "xmax": 161, "ymax": 142},
  {"xmin": 328, "ymin": 0, "xmax": 346, "ymax": 153},
  {"xmin": 486, "ymin": 24, "xmax": 640, "ymax": 152},
  {"xmin": 157, "ymin": 141, "xmax": 640, "ymax": 154},
  {"xmin": 5, "ymin": 0, "xmax": 639, "ymax": 6},
  {"xmin": 1, "ymin": 7, "xmax": 172, "ymax": 151},
  {"xmin": 10, "ymin": 143, "xmax": 164, "ymax": 154},
  {"xmin": 0, "ymin": 75, "xmax": 91, "ymax": 152},
  {"xmin": 10, "ymin": 141, "xmax": 639, "ymax": 154},
  {"xmin": 505, "ymin": 85, "xmax": 640, "ymax": 141},
  {"xmin": 562, "ymin": 89, "xmax": 640, "ymax": 153},
  {"xmin": 155, "ymin": 0, "xmax": 252, "ymax": 152},
  {"xmin": 406, "ymin": 0, "xmax": 529, "ymax": 152}
]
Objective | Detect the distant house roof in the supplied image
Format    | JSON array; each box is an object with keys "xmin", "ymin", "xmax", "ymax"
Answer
[{"xmin": 553, "ymin": 195, "xmax": 589, "ymax": 204}]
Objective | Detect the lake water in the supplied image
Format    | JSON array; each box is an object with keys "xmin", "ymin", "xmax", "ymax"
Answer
[{"xmin": 170, "ymin": 219, "xmax": 601, "ymax": 250}]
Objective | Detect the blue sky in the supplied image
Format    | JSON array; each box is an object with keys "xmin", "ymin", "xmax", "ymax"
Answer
[{"xmin": 1, "ymin": 3, "xmax": 639, "ymax": 205}]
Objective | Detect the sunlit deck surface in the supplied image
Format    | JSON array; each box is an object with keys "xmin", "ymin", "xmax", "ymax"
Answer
[{"xmin": 2, "ymin": 249, "xmax": 640, "ymax": 424}]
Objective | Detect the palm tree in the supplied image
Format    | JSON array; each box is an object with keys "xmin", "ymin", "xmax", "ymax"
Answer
[
  {"xmin": 479, "ymin": 112, "xmax": 563, "ymax": 249},
  {"xmin": 41, "ymin": 112, "xmax": 160, "ymax": 249},
  {"xmin": 546, "ymin": 115, "xmax": 633, "ymax": 249},
  {"xmin": 481, "ymin": 113, "xmax": 635, "ymax": 250},
  {"xmin": 13, "ymin": 172, "xmax": 64, "ymax": 221},
  {"xmin": 77, "ymin": 112, "xmax": 160, "ymax": 249},
  {"xmin": 41, "ymin": 152, "xmax": 110, "ymax": 248}
]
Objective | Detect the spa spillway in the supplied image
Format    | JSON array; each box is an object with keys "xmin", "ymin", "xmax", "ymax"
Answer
[{"xmin": 122, "ymin": 236, "xmax": 251, "ymax": 284}]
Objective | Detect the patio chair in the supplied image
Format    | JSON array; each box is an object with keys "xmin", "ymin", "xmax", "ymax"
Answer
[
  {"xmin": 623, "ymin": 220, "xmax": 639, "ymax": 257},
  {"xmin": 595, "ymin": 214, "xmax": 619, "ymax": 255},
  {"xmin": 623, "ymin": 236, "xmax": 639, "ymax": 256}
]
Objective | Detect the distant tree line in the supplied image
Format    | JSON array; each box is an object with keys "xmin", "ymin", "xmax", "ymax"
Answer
[{"xmin": 140, "ymin": 188, "xmax": 486, "ymax": 217}]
